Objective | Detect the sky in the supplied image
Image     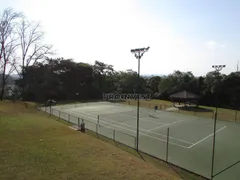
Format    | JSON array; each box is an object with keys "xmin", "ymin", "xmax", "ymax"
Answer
[{"xmin": 1, "ymin": 0, "xmax": 240, "ymax": 76}]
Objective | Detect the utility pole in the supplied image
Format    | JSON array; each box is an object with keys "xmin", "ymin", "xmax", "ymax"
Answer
[
  {"xmin": 130, "ymin": 46, "xmax": 150, "ymax": 151},
  {"xmin": 210, "ymin": 64, "xmax": 226, "ymax": 180}
]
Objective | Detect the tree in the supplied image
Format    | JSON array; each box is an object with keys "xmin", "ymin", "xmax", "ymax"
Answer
[
  {"xmin": 0, "ymin": 8, "xmax": 22, "ymax": 100},
  {"xmin": 147, "ymin": 76, "xmax": 161, "ymax": 93},
  {"xmin": 15, "ymin": 18, "xmax": 53, "ymax": 100},
  {"xmin": 92, "ymin": 60, "xmax": 116, "ymax": 96},
  {"xmin": 17, "ymin": 57, "xmax": 95, "ymax": 102}
]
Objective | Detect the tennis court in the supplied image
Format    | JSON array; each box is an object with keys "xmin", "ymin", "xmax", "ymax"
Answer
[{"xmin": 49, "ymin": 102, "xmax": 240, "ymax": 180}]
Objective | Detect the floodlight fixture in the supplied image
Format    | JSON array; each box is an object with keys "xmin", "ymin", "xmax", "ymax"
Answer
[
  {"xmin": 212, "ymin": 65, "xmax": 226, "ymax": 72},
  {"xmin": 131, "ymin": 47, "xmax": 150, "ymax": 59}
]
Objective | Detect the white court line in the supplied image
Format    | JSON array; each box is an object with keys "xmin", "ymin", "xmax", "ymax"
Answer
[
  {"xmin": 146, "ymin": 120, "xmax": 184, "ymax": 132},
  {"xmin": 100, "ymin": 115, "xmax": 165, "ymax": 132},
  {"xmin": 74, "ymin": 105, "xmax": 182, "ymax": 125},
  {"xmin": 71, "ymin": 110, "xmax": 194, "ymax": 145},
  {"xmin": 75, "ymin": 109, "xmax": 166, "ymax": 126},
  {"xmin": 188, "ymin": 126, "xmax": 227, "ymax": 149},
  {"xmin": 116, "ymin": 111, "xmax": 188, "ymax": 126},
  {"xmin": 52, "ymin": 108, "xmax": 194, "ymax": 147},
  {"xmin": 116, "ymin": 113, "xmax": 169, "ymax": 125},
  {"xmin": 105, "ymin": 113, "xmax": 165, "ymax": 125},
  {"xmin": 85, "ymin": 109, "xmax": 136, "ymax": 116},
  {"xmin": 99, "ymin": 120, "xmax": 190, "ymax": 149}
]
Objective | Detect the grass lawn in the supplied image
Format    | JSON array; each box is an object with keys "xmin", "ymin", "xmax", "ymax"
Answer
[
  {"xmin": 0, "ymin": 101, "xmax": 197, "ymax": 180},
  {"xmin": 121, "ymin": 99, "xmax": 240, "ymax": 122}
]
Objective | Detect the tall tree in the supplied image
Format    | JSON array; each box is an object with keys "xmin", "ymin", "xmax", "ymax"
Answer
[
  {"xmin": 15, "ymin": 18, "xmax": 53, "ymax": 100},
  {"xmin": 0, "ymin": 8, "xmax": 22, "ymax": 100}
]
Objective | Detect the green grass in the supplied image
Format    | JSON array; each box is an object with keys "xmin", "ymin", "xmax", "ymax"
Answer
[
  {"xmin": 121, "ymin": 99, "xmax": 240, "ymax": 122},
  {"xmin": 0, "ymin": 101, "xmax": 189, "ymax": 180}
]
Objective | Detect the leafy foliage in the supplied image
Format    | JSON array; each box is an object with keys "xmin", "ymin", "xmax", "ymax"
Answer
[{"xmin": 16, "ymin": 57, "xmax": 240, "ymax": 110}]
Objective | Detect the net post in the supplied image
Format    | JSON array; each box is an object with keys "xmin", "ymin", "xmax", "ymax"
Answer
[
  {"xmin": 166, "ymin": 127, "xmax": 169, "ymax": 162},
  {"xmin": 97, "ymin": 115, "xmax": 99, "ymax": 124}
]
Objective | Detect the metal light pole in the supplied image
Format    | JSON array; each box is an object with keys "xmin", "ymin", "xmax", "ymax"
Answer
[
  {"xmin": 130, "ymin": 46, "xmax": 150, "ymax": 151},
  {"xmin": 210, "ymin": 64, "xmax": 226, "ymax": 179}
]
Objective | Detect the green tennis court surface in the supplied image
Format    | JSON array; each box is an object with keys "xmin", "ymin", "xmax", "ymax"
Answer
[{"xmin": 45, "ymin": 102, "xmax": 240, "ymax": 180}]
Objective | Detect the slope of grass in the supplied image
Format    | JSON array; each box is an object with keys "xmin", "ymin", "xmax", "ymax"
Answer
[{"xmin": 0, "ymin": 101, "xmax": 184, "ymax": 180}]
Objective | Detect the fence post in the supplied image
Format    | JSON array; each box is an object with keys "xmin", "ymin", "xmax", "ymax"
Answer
[
  {"xmin": 78, "ymin": 118, "xmax": 80, "ymax": 131},
  {"xmin": 166, "ymin": 127, "xmax": 169, "ymax": 162},
  {"xmin": 97, "ymin": 115, "xmax": 99, "ymax": 125},
  {"xmin": 113, "ymin": 130, "xmax": 115, "ymax": 141}
]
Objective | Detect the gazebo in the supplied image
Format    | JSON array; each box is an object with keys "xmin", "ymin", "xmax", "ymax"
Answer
[{"xmin": 170, "ymin": 90, "xmax": 200, "ymax": 107}]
